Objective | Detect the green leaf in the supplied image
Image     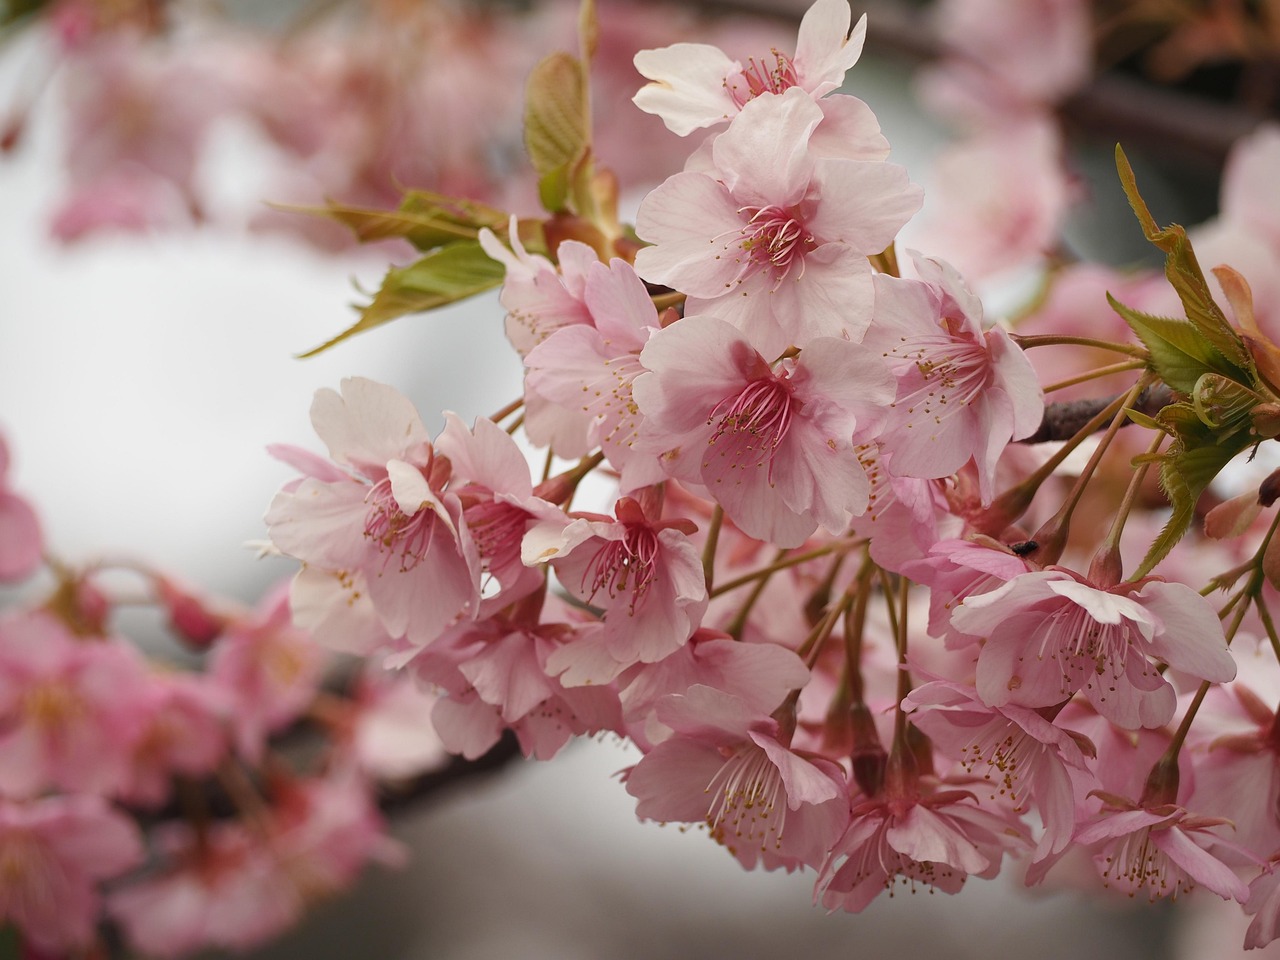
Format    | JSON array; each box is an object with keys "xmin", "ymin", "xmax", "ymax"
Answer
[
  {"xmin": 299, "ymin": 240, "xmax": 505, "ymax": 358},
  {"xmin": 1108, "ymin": 295, "xmax": 1245, "ymax": 393},
  {"xmin": 1132, "ymin": 396, "xmax": 1256, "ymax": 577},
  {"xmin": 524, "ymin": 52, "xmax": 590, "ymax": 213},
  {"xmin": 1191, "ymin": 372, "xmax": 1262, "ymax": 433},
  {"xmin": 1115, "ymin": 145, "xmax": 1252, "ymax": 376},
  {"xmin": 272, "ymin": 192, "xmax": 510, "ymax": 252},
  {"xmin": 0, "ymin": 926, "xmax": 18, "ymax": 960}
]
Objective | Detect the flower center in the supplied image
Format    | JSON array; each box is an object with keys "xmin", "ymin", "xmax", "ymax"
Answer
[
  {"xmin": 363, "ymin": 476, "xmax": 438, "ymax": 573},
  {"xmin": 581, "ymin": 524, "xmax": 660, "ymax": 614},
  {"xmin": 705, "ymin": 376, "xmax": 796, "ymax": 483},
  {"xmin": 1100, "ymin": 826, "xmax": 1188, "ymax": 901},
  {"xmin": 725, "ymin": 50, "xmax": 800, "ymax": 107},
  {"xmin": 885, "ymin": 332, "xmax": 991, "ymax": 433},
  {"xmin": 464, "ymin": 499, "xmax": 528, "ymax": 582},
  {"xmin": 738, "ymin": 204, "xmax": 814, "ymax": 284},
  {"xmin": 704, "ymin": 745, "xmax": 788, "ymax": 853}
]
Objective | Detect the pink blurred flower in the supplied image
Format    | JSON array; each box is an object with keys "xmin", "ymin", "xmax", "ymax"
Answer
[
  {"xmin": 209, "ymin": 583, "xmax": 326, "ymax": 763},
  {"xmin": 0, "ymin": 432, "xmax": 42, "ymax": 583},
  {"xmin": 0, "ymin": 794, "xmax": 143, "ymax": 954},
  {"xmin": 0, "ymin": 611, "xmax": 151, "ymax": 799}
]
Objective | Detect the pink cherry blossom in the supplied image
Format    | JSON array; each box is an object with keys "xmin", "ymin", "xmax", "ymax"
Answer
[
  {"xmin": 916, "ymin": 0, "xmax": 1091, "ymax": 126},
  {"xmin": 414, "ymin": 605, "xmax": 623, "ymax": 761},
  {"xmin": 434, "ymin": 411, "xmax": 564, "ymax": 612},
  {"xmin": 613, "ymin": 628, "xmax": 811, "ymax": 748},
  {"xmin": 913, "ymin": 119, "xmax": 1072, "ymax": 280},
  {"xmin": 523, "ymin": 256, "xmax": 667, "ymax": 492},
  {"xmin": 816, "ymin": 773, "xmax": 1027, "ymax": 912},
  {"xmin": 523, "ymin": 495, "xmax": 707, "ymax": 667},
  {"xmin": 119, "ymin": 673, "xmax": 229, "ymax": 807},
  {"xmin": 209, "ymin": 583, "xmax": 327, "ymax": 763},
  {"xmin": 905, "ymin": 679, "xmax": 1094, "ymax": 860},
  {"xmin": 625, "ymin": 685, "xmax": 849, "ymax": 871},
  {"xmin": 951, "ymin": 570, "xmax": 1237, "ymax": 729},
  {"xmin": 266, "ymin": 377, "xmax": 480, "ymax": 649},
  {"xmin": 901, "ymin": 537, "xmax": 1035, "ymax": 645},
  {"xmin": 864, "ymin": 257, "xmax": 1044, "ymax": 502},
  {"xmin": 635, "ymin": 88, "xmax": 922, "ymax": 358},
  {"xmin": 0, "ymin": 794, "xmax": 143, "ymax": 954},
  {"xmin": 108, "ymin": 820, "xmax": 301, "ymax": 957},
  {"xmin": 0, "ymin": 431, "xmax": 42, "ymax": 583},
  {"xmin": 1073, "ymin": 795, "xmax": 1251, "ymax": 903},
  {"xmin": 635, "ymin": 314, "xmax": 894, "ymax": 547},
  {"xmin": 632, "ymin": 0, "xmax": 867, "ymax": 135},
  {"xmin": 1245, "ymin": 859, "xmax": 1280, "ymax": 949},
  {"xmin": 0, "ymin": 611, "xmax": 151, "ymax": 799}
]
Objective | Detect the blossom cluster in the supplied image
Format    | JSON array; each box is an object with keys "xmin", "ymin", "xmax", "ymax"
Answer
[
  {"xmin": 260, "ymin": 0, "xmax": 1280, "ymax": 948},
  {"xmin": 0, "ymin": 431, "xmax": 437, "ymax": 957}
]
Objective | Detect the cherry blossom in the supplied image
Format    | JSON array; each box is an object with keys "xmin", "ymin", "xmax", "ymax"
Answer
[
  {"xmin": 523, "ymin": 495, "xmax": 707, "ymax": 667},
  {"xmin": 632, "ymin": 0, "xmax": 867, "ymax": 136},
  {"xmin": 864, "ymin": 256, "xmax": 1044, "ymax": 502},
  {"xmin": 951, "ymin": 571, "xmax": 1237, "ymax": 729},
  {"xmin": 634, "ymin": 88, "xmax": 922, "ymax": 358},
  {"xmin": 0, "ymin": 611, "xmax": 152, "ymax": 799},
  {"xmin": 634, "ymin": 314, "xmax": 894, "ymax": 546},
  {"xmin": 0, "ymin": 431, "xmax": 42, "ymax": 583},
  {"xmin": 1073, "ymin": 795, "xmax": 1251, "ymax": 903},
  {"xmin": 0, "ymin": 794, "xmax": 143, "ymax": 954},
  {"xmin": 266, "ymin": 377, "xmax": 480, "ymax": 649},
  {"xmin": 625, "ymin": 685, "xmax": 849, "ymax": 871}
]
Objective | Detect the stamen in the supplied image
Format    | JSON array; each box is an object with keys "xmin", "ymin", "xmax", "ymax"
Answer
[
  {"xmin": 363, "ymin": 476, "xmax": 438, "ymax": 573},
  {"xmin": 581, "ymin": 524, "xmax": 661, "ymax": 614}
]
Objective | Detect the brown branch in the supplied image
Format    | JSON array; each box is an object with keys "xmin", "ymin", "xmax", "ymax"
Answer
[{"xmin": 1018, "ymin": 383, "xmax": 1173, "ymax": 444}]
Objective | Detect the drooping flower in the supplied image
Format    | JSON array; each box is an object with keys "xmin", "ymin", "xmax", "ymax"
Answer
[
  {"xmin": 625, "ymin": 685, "xmax": 849, "ymax": 872},
  {"xmin": 634, "ymin": 314, "xmax": 894, "ymax": 547},
  {"xmin": 863, "ymin": 256, "xmax": 1044, "ymax": 502},
  {"xmin": 1072, "ymin": 794, "xmax": 1251, "ymax": 904},
  {"xmin": 816, "ymin": 764, "xmax": 1027, "ymax": 911},
  {"xmin": 905, "ymin": 679, "xmax": 1094, "ymax": 860},
  {"xmin": 634, "ymin": 88, "xmax": 922, "ymax": 358},
  {"xmin": 951, "ymin": 570, "xmax": 1237, "ymax": 729},
  {"xmin": 632, "ymin": 0, "xmax": 867, "ymax": 136}
]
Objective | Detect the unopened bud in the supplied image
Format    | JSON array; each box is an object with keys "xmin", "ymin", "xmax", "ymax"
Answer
[
  {"xmin": 849, "ymin": 703, "xmax": 886, "ymax": 798},
  {"xmin": 157, "ymin": 578, "xmax": 227, "ymax": 649},
  {"xmin": 1253, "ymin": 403, "xmax": 1280, "ymax": 440}
]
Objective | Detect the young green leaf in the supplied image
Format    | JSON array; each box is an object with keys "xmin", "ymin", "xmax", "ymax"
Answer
[
  {"xmin": 525, "ymin": 51, "xmax": 590, "ymax": 213},
  {"xmin": 1108, "ymin": 295, "xmax": 1247, "ymax": 393},
  {"xmin": 299, "ymin": 240, "xmax": 505, "ymax": 357},
  {"xmin": 1115, "ymin": 145, "xmax": 1251, "ymax": 374}
]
